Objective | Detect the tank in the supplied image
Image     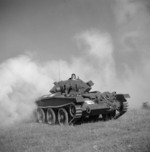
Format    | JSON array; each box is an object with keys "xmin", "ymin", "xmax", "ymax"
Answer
[{"xmin": 35, "ymin": 74, "xmax": 130, "ymax": 125}]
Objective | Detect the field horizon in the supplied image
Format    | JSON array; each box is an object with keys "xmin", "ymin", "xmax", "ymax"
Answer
[{"xmin": 0, "ymin": 109, "xmax": 150, "ymax": 152}]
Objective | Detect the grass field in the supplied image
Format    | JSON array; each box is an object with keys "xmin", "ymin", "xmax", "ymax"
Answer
[{"xmin": 0, "ymin": 109, "xmax": 150, "ymax": 152}]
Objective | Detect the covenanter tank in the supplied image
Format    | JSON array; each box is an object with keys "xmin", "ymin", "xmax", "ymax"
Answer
[{"xmin": 35, "ymin": 74, "xmax": 130, "ymax": 125}]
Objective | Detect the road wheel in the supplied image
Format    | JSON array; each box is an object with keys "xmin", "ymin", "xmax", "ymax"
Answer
[
  {"xmin": 58, "ymin": 108, "xmax": 69, "ymax": 125},
  {"xmin": 47, "ymin": 108, "xmax": 56, "ymax": 125},
  {"xmin": 69, "ymin": 104, "xmax": 76, "ymax": 117},
  {"xmin": 37, "ymin": 108, "xmax": 45, "ymax": 123}
]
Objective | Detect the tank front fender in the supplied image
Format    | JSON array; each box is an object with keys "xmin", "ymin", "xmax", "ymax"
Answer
[{"xmin": 116, "ymin": 94, "xmax": 130, "ymax": 101}]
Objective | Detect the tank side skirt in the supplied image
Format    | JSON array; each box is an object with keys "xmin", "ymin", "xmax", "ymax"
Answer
[
  {"xmin": 37, "ymin": 102, "xmax": 76, "ymax": 109},
  {"xmin": 36, "ymin": 96, "xmax": 84, "ymax": 107}
]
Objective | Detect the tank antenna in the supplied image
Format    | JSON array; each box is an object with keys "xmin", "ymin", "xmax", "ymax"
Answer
[{"xmin": 58, "ymin": 61, "xmax": 61, "ymax": 81}]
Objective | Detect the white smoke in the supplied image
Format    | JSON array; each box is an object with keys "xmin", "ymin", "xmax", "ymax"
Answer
[
  {"xmin": 113, "ymin": 0, "xmax": 150, "ymax": 107},
  {"xmin": 75, "ymin": 31, "xmax": 117, "ymax": 90},
  {"xmin": 0, "ymin": 55, "xmax": 48, "ymax": 126}
]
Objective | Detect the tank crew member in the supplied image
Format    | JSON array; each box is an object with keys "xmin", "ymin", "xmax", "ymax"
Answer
[{"xmin": 69, "ymin": 73, "xmax": 76, "ymax": 80}]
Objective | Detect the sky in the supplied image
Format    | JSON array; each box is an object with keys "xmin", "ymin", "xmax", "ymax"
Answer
[
  {"xmin": 0, "ymin": 0, "xmax": 150, "ymax": 126},
  {"xmin": 0, "ymin": 0, "xmax": 115, "ymax": 61}
]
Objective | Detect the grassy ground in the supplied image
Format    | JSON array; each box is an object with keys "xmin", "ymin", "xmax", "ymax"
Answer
[{"xmin": 0, "ymin": 109, "xmax": 150, "ymax": 152}]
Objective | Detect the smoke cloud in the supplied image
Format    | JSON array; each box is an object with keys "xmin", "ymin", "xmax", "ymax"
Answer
[
  {"xmin": 113, "ymin": 0, "xmax": 150, "ymax": 107},
  {"xmin": 0, "ymin": 0, "xmax": 150, "ymax": 126}
]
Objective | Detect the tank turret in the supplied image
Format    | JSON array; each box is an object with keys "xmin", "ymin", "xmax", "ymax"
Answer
[
  {"xmin": 35, "ymin": 74, "xmax": 130, "ymax": 125},
  {"xmin": 50, "ymin": 74, "xmax": 94, "ymax": 95}
]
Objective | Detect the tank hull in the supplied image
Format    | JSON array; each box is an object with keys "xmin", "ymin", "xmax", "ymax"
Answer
[{"xmin": 35, "ymin": 93, "xmax": 129, "ymax": 125}]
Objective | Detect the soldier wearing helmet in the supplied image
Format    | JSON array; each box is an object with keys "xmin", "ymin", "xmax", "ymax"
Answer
[{"xmin": 69, "ymin": 73, "xmax": 76, "ymax": 80}]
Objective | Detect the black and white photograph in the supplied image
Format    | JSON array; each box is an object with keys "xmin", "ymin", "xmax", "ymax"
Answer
[{"xmin": 0, "ymin": 0, "xmax": 150, "ymax": 152}]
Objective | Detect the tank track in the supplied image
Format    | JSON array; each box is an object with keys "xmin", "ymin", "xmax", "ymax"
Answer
[
  {"xmin": 69, "ymin": 105, "xmax": 82, "ymax": 125},
  {"xmin": 114, "ymin": 101, "xmax": 128, "ymax": 119}
]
